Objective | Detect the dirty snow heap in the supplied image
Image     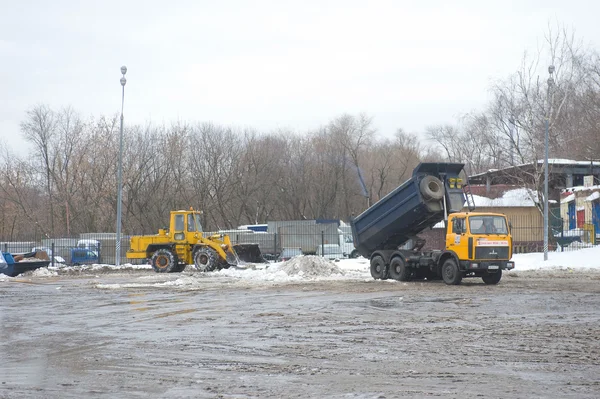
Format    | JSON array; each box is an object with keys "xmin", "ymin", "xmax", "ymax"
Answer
[{"xmin": 279, "ymin": 256, "xmax": 344, "ymax": 277}]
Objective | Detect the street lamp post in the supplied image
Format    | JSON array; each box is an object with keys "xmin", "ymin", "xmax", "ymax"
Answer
[
  {"xmin": 116, "ymin": 66, "xmax": 127, "ymax": 266},
  {"xmin": 543, "ymin": 65, "xmax": 555, "ymax": 261}
]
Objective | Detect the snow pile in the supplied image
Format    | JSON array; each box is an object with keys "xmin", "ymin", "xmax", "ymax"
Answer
[
  {"xmin": 31, "ymin": 268, "xmax": 59, "ymax": 277},
  {"xmin": 511, "ymin": 245, "xmax": 600, "ymax": 270},
  {"xmin": 472, "ymin": 188, "xmax": 536, "ymax": 207},
  {"xmin": 279, "ymin": 255, "xmax": 344, "ymax": 277}
]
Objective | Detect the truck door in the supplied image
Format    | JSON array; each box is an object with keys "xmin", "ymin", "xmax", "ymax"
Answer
[{"xmin": 446, "ymin": 217, "xmax": 469, "ymax": 259}]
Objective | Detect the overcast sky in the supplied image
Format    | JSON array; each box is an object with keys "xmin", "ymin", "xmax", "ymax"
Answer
[{"xmin": 1, "ymin": 0, "xmax": 598, "ymax": 154}]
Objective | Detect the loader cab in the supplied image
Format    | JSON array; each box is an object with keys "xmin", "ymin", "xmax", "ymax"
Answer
[{"xmin": 170, "ymin": 210, "xmax": 204, "ymax": 241}]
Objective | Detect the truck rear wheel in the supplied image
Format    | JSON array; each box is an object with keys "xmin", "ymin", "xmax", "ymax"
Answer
[
  {"xmin": 441, "ymin": 259, "xmax": 462, "ymax": 285},
  {"xmin": 389, "ymin": 257, "xmax": 411, "ymax": 281},
  {"xmin": 151, "ymin": 249, "xmax": 179, "ymax": 273},
  {"xmin": 194, "ymin": 247, "xmax": 218, "ymax": 272},
  {"xmin": 370, "ymin": 256, "xmax": 386, "ymax": 280},
  {"xmin": 482, "ymin": 269, "xmax": 502, "ymax": 285}
]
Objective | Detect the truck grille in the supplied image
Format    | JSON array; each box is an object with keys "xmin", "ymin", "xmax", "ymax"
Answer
[{"xmin": 475, "ymin": 246, "xmax": 509, "ymax": 260}]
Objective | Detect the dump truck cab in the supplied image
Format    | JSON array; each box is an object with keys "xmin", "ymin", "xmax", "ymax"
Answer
[
  {"xmin": 351, "ymin": 162, "xmax": 515, "ymax": 285},
  {"xmin": 444, "ymin": 212, "xmax": 514, "ymax": 283}
]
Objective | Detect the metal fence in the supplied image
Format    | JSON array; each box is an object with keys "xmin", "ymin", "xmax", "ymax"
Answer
[{"xmin": 1, "ymin": 219, "xmax": 597, "ymax": 266}]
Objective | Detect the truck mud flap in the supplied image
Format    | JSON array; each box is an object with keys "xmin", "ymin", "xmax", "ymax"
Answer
[{"xmin": 232, "ymin": 244, "xmax": 266, "ymax": 264}]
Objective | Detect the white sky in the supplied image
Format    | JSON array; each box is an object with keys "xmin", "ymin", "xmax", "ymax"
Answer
[{"xmin": 1, "ymin": 0, "xmax": 599, "ymax": 154}]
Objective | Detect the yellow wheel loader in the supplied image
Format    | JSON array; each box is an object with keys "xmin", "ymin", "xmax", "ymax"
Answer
[{"xmin": 126, "ymin": 208, "xmax": 261, "ymax": 273}]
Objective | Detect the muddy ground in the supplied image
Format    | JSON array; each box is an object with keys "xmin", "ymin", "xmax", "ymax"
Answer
[{"xmin": 1, "ymin": 268, "xmax": 600, "ymax": 398}]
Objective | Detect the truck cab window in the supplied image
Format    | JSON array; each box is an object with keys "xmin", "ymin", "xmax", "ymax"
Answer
[{"xmin": 453, "ymin": 218, "xmax": 465, "ymax": 234}]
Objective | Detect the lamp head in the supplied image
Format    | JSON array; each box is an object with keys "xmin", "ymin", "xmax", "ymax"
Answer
[
  {"xmin": 121, "ymin": 66, "xmax": 127, "ymax": 75},
  {"xmin": 548, "ymin": 65, "xmax": 555, "ymax": 74}
]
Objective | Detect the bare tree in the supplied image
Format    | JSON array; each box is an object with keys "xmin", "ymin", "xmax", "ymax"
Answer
[{"xmin": 20, "ymin": 104, "xmax": 57, "ymax": 232}]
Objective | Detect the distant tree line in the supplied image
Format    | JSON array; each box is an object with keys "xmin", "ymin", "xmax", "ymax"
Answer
[{"xmin": 1, "ymin": 26, "xmax": 599, "ymax": 240}]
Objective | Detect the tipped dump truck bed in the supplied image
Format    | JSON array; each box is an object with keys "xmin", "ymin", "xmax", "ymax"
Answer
[{"xmin": 351, "ymin": 163, "xmax": 466, "ymax": 258}]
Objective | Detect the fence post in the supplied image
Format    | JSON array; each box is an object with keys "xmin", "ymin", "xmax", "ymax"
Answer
[
  {"xmin": 3, "ymin": 243, "xmax": 6, "ymax": 253},
  {"xmin": 274, "ymin": 232, "xmax": 278, "ymax": 257},
  {"xmin": 321, "ymin": 231, "xmax": 325, "ymax": 257},
  {"xmin": 51, "ymin": 243, "xmax": 55, "ymax": 267}
]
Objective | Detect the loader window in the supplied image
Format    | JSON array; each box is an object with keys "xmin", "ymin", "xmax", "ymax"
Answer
[
  {"xmin": 187, "ymin": 214, "xmax": 195, "ymax": 232},
  {"xmin": 174, "ymin": 214, "xmax": 184, "ymax": 231},
  {"xmin": 188, "ymin": 213, "xmax": 203, "ymax": 232}
]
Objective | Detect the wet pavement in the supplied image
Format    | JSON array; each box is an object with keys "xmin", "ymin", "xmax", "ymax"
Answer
[{"xmin": 1, "ymin": 269, "xmax": 600, "ymax": 398}]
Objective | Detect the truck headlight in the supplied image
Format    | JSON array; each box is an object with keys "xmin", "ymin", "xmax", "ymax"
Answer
[{"xmin": 470, "ymin": 263, "xmax": 479, "ymax": 269}]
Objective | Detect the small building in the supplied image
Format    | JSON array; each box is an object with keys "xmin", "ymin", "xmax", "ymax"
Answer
[{"xmin": 559, "ymin": 177, "xmax": 600, "ymax": 243}]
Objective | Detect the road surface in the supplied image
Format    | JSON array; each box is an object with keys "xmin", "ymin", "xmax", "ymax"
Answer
[{"xmin": 1, "ymin": 265, "xmax": 599, "ymax": 398}]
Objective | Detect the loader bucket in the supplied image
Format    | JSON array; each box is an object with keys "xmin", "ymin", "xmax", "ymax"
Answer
[{"xmin": 233, "ymin": 244, "xmax": 266, "ymax": 263}]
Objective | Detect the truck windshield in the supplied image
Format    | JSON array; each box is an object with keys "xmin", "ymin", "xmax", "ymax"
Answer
[{"xmin": 469, "ymin": 216, "xmax": 508, "ymax": 235}]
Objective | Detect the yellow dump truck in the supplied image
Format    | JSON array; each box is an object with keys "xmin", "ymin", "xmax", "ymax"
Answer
[{"xmin": 126, "ymin": 208, "xmax": 260, "ymax": 273}]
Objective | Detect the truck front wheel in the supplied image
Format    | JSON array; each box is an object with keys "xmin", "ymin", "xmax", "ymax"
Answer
[
  {"xmin": 151, "ymin": 249, "xmax": 179, "ymax": 273},
  {"xmin": 441, "ymin": 259, "xmax": 462, "ymax": 285},
  {"xmin": 370, "ymin": 256, "xmax": 386, "ymax": 280},
  {"xmin": 389, "ymin": 257, "xmax": 411, "ymax": 281},
  {"xmin": 482, "ymin": 270, "xmax": 502, "ymax": 285}
]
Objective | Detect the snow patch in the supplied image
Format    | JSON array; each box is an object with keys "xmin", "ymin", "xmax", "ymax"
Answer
[
  {"xmin": 586, "ymin": 192, "xmax": 600, "ymax": 202},
  {"xmin": 472, "ymin": 188, "xmax": 537, "ymax": 207}
]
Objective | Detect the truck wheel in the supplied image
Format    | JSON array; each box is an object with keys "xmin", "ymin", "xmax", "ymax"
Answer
[
  {"xmin": 370, "ymin": 256, "xmax": 386, "ymax": 280},
  {"xmin": 151, "ymin": 249, "xmax": 179, "ymax": 273},
  {"xmin": 389, "ymin": 257, "xmax": 411, "ymax": 281},
  {"xmin": 419, "ymin": 175, "xmax": 444, "ymax": 201},
  {"xmin": 194, "ymin": 247, "xmax": 218, "ymax": 272},
  {"xmin": 482, "ymin": 270, "xmax": 502, "ymax": 285},
  {"xmin": 441, "ymin": 259, "xmax": 462, "ymax": 285}
]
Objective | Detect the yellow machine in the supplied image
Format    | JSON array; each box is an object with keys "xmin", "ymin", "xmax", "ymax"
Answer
[
  {"xmin": 442, "ymin": 211, "xmax": 514, "ymax": 284},
  {"xmin": 126, "ymin": 208, "xmax": 244, "ymax": 273}
]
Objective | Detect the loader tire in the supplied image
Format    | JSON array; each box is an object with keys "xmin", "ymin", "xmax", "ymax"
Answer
[
  {"xmin": 151, "ymin": 249, "xmax": 179, "ymax": 273},
  {"xmin": 389, "ymin": 256, "xmax": 411, "ymax": 281},
  {"xmin": 419, "ymin": 175, "xmax": 444, "ymax": 201},
  {"xmin": 194, "ymin": 247, "xmax": 218, "ymax": 272}
]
